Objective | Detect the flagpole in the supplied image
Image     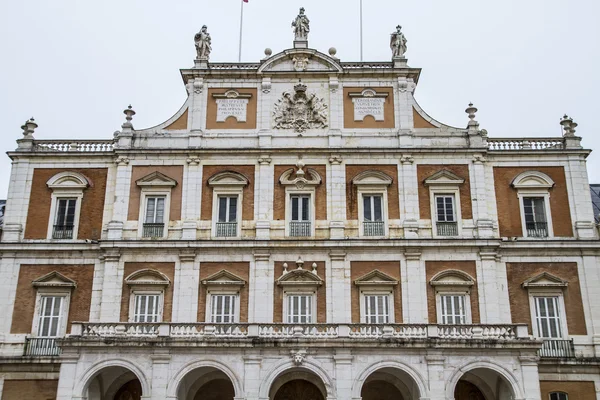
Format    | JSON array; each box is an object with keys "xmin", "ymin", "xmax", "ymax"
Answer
[
  {"xmin": 238, "ymin": 0, "xmax": 244, "ymax": 62},
  {"xmin": 359, "ymin": 0, "xmax": 363, "ymax": 61}
]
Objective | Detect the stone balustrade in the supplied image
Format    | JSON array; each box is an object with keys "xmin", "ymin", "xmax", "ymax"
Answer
[
  {"xmin": 70, "ymin": 322, "xmax": 529, "ymax": 341},
  {"xmin": 488, "ymin": 137, "xmax": 565, "ymax": 150},
  {"xmin": 33, "ymin": 140, "xmax": 114, "ymax": 152}
]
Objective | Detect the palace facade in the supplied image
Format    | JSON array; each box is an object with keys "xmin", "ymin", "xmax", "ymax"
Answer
[{"xmin": 1, "ymin": 12, "xmax": 599, "ymax": 400}]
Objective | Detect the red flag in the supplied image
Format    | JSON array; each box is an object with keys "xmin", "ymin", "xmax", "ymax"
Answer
[{"xmin": 243, "ymin": 0, "xmax": 248, "ymax": 2}]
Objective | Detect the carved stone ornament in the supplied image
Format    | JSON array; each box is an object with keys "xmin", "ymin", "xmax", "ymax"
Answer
[
  {"xmin": 291, "ymin": 7, "xmax": 310, "ymax": 40},
  {"xmin": 290, "ymin": 349, "xmax": 307, "ymax": 365},
  {"xmin": 194, "ymin": 25, "xmax": 212, "ymax": 60},
  {"xmin": 279, "ymin": 160, "xmax": 322, "ymax": 189},
  {"xmin": 212, "ymin": 90, "xmax": 252, "ymax": 123},
  {"xmin": 292, "ymin": 55, "xmax": 310, "ymax": 71},
  {"xmin": 273, "ymin": 83, "xmax": 328, "ymax": 133},
  {"xmin": 349, "ymin": 88, "xmax": 388, "ymax": 122}
]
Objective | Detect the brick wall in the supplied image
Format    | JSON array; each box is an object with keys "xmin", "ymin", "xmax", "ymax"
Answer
[
  {"xmin": 128, "ymin": 166, "xmax": 183, "ymax": 221},
  {"xmin": 2, "ymin": 380, "xmax": 58, "ymax": 400},
  {"xmin": 273, "ymin": 165, "xmax": 327, "ymax": 221},
  {"xmin": 201, "ymin": 165, "xmax": 255, "ymax": 221},
  {"xmin": 425, "ymin": 261, "xmax": 480, "ymax": 324},
  {"xmin": 417, "ymin": 165, "xmax": 472, "ymax": 219},
  {"xmin": 11, "ymin": 264, "xmax": 94, "ymax": 334},
  {"xmin": 506, "ymin": 262, "xmax": 586, "ymax": 335},
  {"xmin": 493, "ymin": 166, "xmax": 573, "ymax": 237},
  {"xmin": 350, "ymin": 261, "xmax": 402, "ymax": 323},
  {"xmin": 197, "ymin": 262, "xmax": 250, "ymax": 322},
  {"xmin": 345, "ymin": 165, "xmax": 400, "ymax": 220},
  {"xmin": 120, "ymin": 262, "xmax": 175, "ymax": 322},
  {"xmin": 540, "ymin": 381, "xmax": 596, "ymax": 400},
  {"xmin": 273, "ymin": 261, "xmax": 326, "ymax": 323},
  {"xmin": 24, "ymin": 168, "xmax": 108, "ymax": 240}
]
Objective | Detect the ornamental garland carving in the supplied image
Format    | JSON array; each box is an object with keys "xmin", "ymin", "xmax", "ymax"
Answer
[{"xmin": 273, "ymin": 83, "xmax": 328, "ymax": 133}]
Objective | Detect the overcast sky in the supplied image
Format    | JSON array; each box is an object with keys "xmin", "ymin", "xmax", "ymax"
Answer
[{"xmin": 1, "ymin": 0, "xmax": 599, "ymax": 199}]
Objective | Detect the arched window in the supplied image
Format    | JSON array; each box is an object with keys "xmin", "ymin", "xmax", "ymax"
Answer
[
  {"xmin": 429, "ymin": 269, "xmax": 475, "ymax": 324},
  {"xmin": 46, "ymin": 171, "xmax": 90, "ymax": 240},
  {"xmin": 511, "ymin": 171, "xmax": 555, "ymax": 238},
  {"xmin": 208, "ymin": 171, "xmax": 249, "ymax": 238}
]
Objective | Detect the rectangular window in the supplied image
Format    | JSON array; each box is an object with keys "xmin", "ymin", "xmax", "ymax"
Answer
[
  {"xmin": 550, "ymin": 393, "xmax": 568, "ymax": 400},
  {"xmin": 291, "ymin": 195, "xmax": 310, "ymax": 221},
  {"xmin": 363, "ymin": 195, "xmax": 383, "ymax": 222},
  {"xmin": 435, "ymin": 195, "xmax": 455, "ymax": 222},
  {"xmin": 55, "ymin": 199, "xmax": 76, "ymax": 227},
  {"xmin": 210, "ymin": 294, "xmax": 237, "ymax": 323},
  {"xmin": 363, "ymin": 294, "xmax": 390, "ymax": 324},
  {"xmin": 534, "ymin": 296, "xmax": 563, "ymax": 338},
  {"xmin": 37, "ymin": 296, "xmax": 64, "ymax": 337},
  {"xmin": 523, "ymin": 197, "xmax": 548, "ymax": 237},
  {"xmin": 218, "ymin": 196, "xmax": 238, "ymax": 223},
  {"xmin": 144, "ymin": 197, "xmax": 165, "ymax": 224},
  {"xmin": 133, "ymin": 294, "xmax": 160, "ymax": 323},
  {"xmin": 287, "ymin": 294, "xmax": 313, "ymax": 323},
  {"xmin": 440, "ymin": 294, "xmax": 467, "ymax": 324}
]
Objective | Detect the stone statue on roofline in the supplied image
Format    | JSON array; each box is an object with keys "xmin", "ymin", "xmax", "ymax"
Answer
[
  {"xmin": 390, "ymin": 25, "xmax": 407, "ymax": 58},
  {"xmin": 194, "ymin": 25, "xmax": 212, "ymax": 60},
  {"xmin": 292, "ymin": 7, "xmax": 310, "ymax": 40}
]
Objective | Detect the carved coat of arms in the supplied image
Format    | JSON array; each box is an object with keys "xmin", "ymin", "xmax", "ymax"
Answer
[{"xmin": 273, "ymin": 83, "xmax": 328, "ymax": 133}]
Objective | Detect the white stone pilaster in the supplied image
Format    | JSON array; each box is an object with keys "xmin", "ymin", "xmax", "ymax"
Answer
[
  {"xmin": 182, "ymin": 157, "xmax": 202, "ymax": 239},
  {"xmin": 0, "ymin": 254, "xmax": 19, "ymax": 335},
  {"xmin": 88, "ymin": 258, "xmax": 105, "ymax": 322},
  {"xmin": 471, "ymin": 155, "xmax": 494, "ymax": 238},
  {"xmin": 399, "ymin": 155, "xmax": 419, "ymax": 238},
  {"xmin": 242, "ymin": 355, "xmax": 262, "ymax": 400},
  {"xmin": 258, "ymin": 78, "xmax": 272, "ymax": 147},
  {"xmin": 55, "ymin": 352, "xmax": 80, "ymax": 400},
  {"xmin": 425, "ymin": 354, "xmax": 446, "ymax": 400},
  {"xmin": 334, "ymin": 350, "xmax": 353, "ymax": 400},
  {"xmin": 1, "ymin": 158, "xmax": 30, "ymax": 242},
  {"xmin": 329, "ymin": 250, "xmax": 349, "ymax": 323},
  {"xmin": 328, "ymin": 155, "xmax": 345, "ymax": 239},
  {"xmin": 519, "ymin": 356, "xmax": 541, "ymax": 400},
  {"xmin": 476, "ymin": 248, "xmax": 502, "ymax": 323},
  {"xmin": 252, "ymin": 250, "xmax": 272, "ymax": 323},
  {"xmin": 565, "ymin": 156, "xmax": 597, "ymax": 238},
  {"xmin": 402, "ymin": 249, "xmax": 427, "ymax": 323},
  {"xmin": 150, "ymin": 351, "xmax": 171, "ymax": 400},
  {"xmin": 172, "ymin": 251, "xmax": 199, "ymax": 322},
  {"xmin": 579, "ymin": 254, "xmax": 600, "ymax": 356},
  {"xmin": 328, "ymin": 77, "xmax": 342, "ymax": 147},
  {"xmin": 255, "ymin": 156, "xmax": 273, "ymax": 239},
  {"xmin": 107, "ymin": 157, "xmax": 132, "ymax": 240},
  {"xmin": 99, "ymin": 250, "xmax": 123, "ymax": 322}
]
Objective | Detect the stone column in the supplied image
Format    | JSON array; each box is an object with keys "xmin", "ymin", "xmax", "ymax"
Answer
[
  {"xmin": 476, "ymin": 247, "xmax": 503, "ymax": 324},
  {"xmin": 471, "ymin": 155, "xmax": 494, "ymax": 238},
  {"xmin": 172, "ymin": 250, "xmax": 198, "ymax": 322},
  {"xmin": 334, "ymin": 350, "xmax": 353, "ymax": 400},
  {"xmin": 251, "ymin": 249, "xmax": 272, "ymax": 322},
  {"xmin": 403, "ymin": 249, "xmax": 427, "ymax": 323},
  {"xmin": 425, "ymin": 353, "xmax": 446, "ymax": 400},
  {"xmin": 329, "ymin": 250, "xmax": 350, "ymax": 323},
  {"xmin": 182, "ymin": 156, "xmax": 202, "ymax": 239},
  {"xmin": 255, "ymin": 156, "xmax": 273, "ymax": 239},
  {"xmin": 55, "ymin": 351, "xmax": 80, "ymax": 400},
  {"xmin": 399, "ymin": 155, "xmax": 419, "ymax": 238},
  {"xmin": 242, "ymin": 354, "xmax": 262, "ymax": 400},
  {"xmin": 150, "ymin": 351, "xmax": 171, "ymax": 400},
  {"xmin": 99, "ymin": 249, "xmax": 124, "ymax": 322},
  {"xmin": 107, "ymin": 156, "xmax": 132, "ymax": 240},
  {"xmin": 328, "ymin": 155, "xmax": 345, "ymax": 239},
  {"xmin": 1, "ymin": 158, "xmax": 30, "ymax": 242},
  {"xmin": 519, "ymin": 355, "xmax": 542, "ymax": 400}
]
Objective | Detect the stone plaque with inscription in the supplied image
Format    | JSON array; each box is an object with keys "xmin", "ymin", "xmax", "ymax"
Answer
[
  {"xmin": 349, "ymin": 88, "xmax": 389, "ymax": 122},
  {"xmin": 213, "ymin": 90, "xmax": 252, "ymax": 123}
]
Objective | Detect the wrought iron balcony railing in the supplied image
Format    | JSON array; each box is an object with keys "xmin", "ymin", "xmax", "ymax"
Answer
[
  {"xmin": 289, "ymin": 221, "xmax": 311, "ymax": 237},
  {"xmin": 215, "ymin": 222, "xmax": 237, "ymax": 237},
  {"xmin": 436, "ymin": 221, "xmax": 458, "ymax": 236},
  {"xmin": 70, "ymin": 322, "xmax": 529, "ymax": 342},
  {"xmin": 526, "ymin": 221, "xmax": 548, "ymax": 238},
  {"xmin": 142, "ymin": 223, "xmax": 165, "ymax": 238},
  {"xmin": 52, "ymin": 224, "xmax": 74, "ymax": 239},
  {"xmin": 363, "ymin": 221, "xmax": 385, "ymax": 236},
  {"xmin": 24, "ymin": 337, "xmax": 61, "ymax": 356},
  {"xmin": 538, "ymin": 339, "xmax": 575, "ymax": 358}
]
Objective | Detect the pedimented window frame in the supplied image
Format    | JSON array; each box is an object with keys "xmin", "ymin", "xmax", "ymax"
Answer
[
  {"xmin": 136, "ymin": 172, "xmax": 178, "ymax": 239},
  {"xmin": 201, "ymin": 269, "xmax": 246, "ymax": 323},
  {"xmin": 277, "ymin": 262, "xmax": 323, "ymax": 323},
  {"xmin": 125, "ymin": 269, "xmax": 171, "ymax": 323},
  {"xmin": 522, "ymin": 272, "xmax": 569, "ymax": 339},
  {"xmin": 208, "ymin": 171, "xmax": 249, "ymax": 239},
  {"xmin": 424, "ymin": 169, "xmax": 465, "ymax": 238},
  {"xmin": 352, "ymin": 171, "xmax": 393, "ymax": 238},
  {"xmin": 31, "ymin": 271, "xmax": 76, "ymax": 337},
  {"xmin": 280, "ymin": 166, "xmax": 322, "ymax": 238},
  {"xmin": 354, "ymin": 269, "xmax": 398, "ymax": 323},
  {"xmin": 511, "ymin": 171, "xmax": 555, "ymax": 239},
  {"xmin": 46, "ymin": 171, "xmax": 90, "ymax": 240},
  {"xmin": 430, "ymin": 269, "xmax": 475, "ymax": 324}
]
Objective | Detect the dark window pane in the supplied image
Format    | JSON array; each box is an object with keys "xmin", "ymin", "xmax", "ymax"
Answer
[
  {"xmin": 218, "ymin": 197, "xmax": 227, "ymax": 222},
  {"xmin": 229, "ymin": 197, "xmax": 237, "ymax": 222},
  {"xmin": 373, "ymin": 196, "xmax": 382, "ymax": 221},
  {"xmin": 302, "ymin": 197, "xmax": 309, "ymax": 220},
  {"xmin": 363, "ymin": 196, "xmax": 371, "ymax": 220},
  {"xmin": 291, "ymin": 197, "xmax": 299, "ymax": 220}
]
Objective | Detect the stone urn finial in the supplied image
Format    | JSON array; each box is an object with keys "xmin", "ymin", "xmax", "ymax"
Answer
[
  {"xmin": 122, "ymin": 105, "xmax": 136, "ymax": 130},
  {"xmin": 465, "ymin": 102, "xmax": 479, "ymax": 129},
  {"xmin": 560, "ymin": 114, "xmax": 575, "ymax": 137},
  {"xmin": 296, "ymin": 257, "xmax": 304, "ymax": 270},
  {"xmin": 22, "ymin": 117, "xmax": 38, "ymax": 139}
]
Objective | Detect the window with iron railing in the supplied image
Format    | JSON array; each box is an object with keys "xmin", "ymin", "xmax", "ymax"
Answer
[
  {"xmin": 53, "ymin": 199, "xmax": 76, "ymax": 239},
  {"xmin": 435, "ymin": 195, "xmax": 458, "ymax": 236},
  {"xmin": 363, "ymin": 195, "xmax": 385, "ymax": 236},
  {"xmin": 143, "ymin": 196, "xmax": 165, "ymax": 237},
  {"xmin": 523, "ymin": 197, "xmax": 548, "ymax": 237},
  {"xmin": 534, "ymin": 296, "xmax": 563, "ymax": 338},
  {"xmin": 289, "ymin": 195, "xmax": 311, "ymax": 237},
  {"xmin": 216, "ymin": 196, "xmax": 238, "ymax": 237}
]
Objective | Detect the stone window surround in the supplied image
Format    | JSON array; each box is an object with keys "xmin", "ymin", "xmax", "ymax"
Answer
[
  {"xmin": 523, "ymin": 272, "xmax": 569, "ymax": 339},
  {"xmin": 512, "ymin": 171, "xmax": 555, "ymax": 239},
  {"xmin": 207, "ymin": 171, "xmax": 249, "ymax": 239},
  {"xmin": 31, "ymin": 271, "xmax": 77, "ymax": 337},
  {"xmin": 352, "ymin": 170, "xmax": 393, "ymax": 238},
  {"xmin": 125, "ymin": 269, "xmax": 171, "ymax": 323},
  {"xmin": 430, "ymin": 269, "xmax": 475, "ymax": 324},
  {"xmin": 279, "ymin": 166, "xmax": 322, "ymax": 238},
  {"xmin": 354, "ymin": 269, "xmax": 398, "ymax": 323},
  {"xmin": 201, "ymin": 269, "xmax": 246, "ymax": 323},
  {"xmin": 276, "ymin": 261, "xmax": 323, "ymax": 324},
  {"xmin": 136, "ymin": 172, "xmax": 178, "ymax": 239},
  {"xmin": 424, "ymin": 170, "xmax": 465, "ymax": 238},
  {"xmin": 45, "ymin": 171, "xmax": 89, "ymax": 240}
]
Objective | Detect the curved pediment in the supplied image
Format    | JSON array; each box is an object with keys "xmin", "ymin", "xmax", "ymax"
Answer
[
  {"xmin": 208, "ymin": 171, "xmax": 249, "ymax": 187},
  {"xmin": 277, "ymin": 269, "xmax": 323, "ymax": 287},
  {"xmin": 352, "ymin": 170, "xmax": 393, "ymax": 187},
  {"xmin": 511, "ymin": 171, "xmax": 555, "ymax": 190},
  {"xmin": 258, "ymin": 49, "xmax": 343, "ymax": 74},
  {"xmin": 46, "ymin": 171, "xmax": 90, "ymax": 190},
  {"xmin": 125, "ymin": 269, "xmax": 171, "ymax": 286},
  {"xmin": 429, "ymin": 269, "xmax": 475, "ymax": 287}
]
